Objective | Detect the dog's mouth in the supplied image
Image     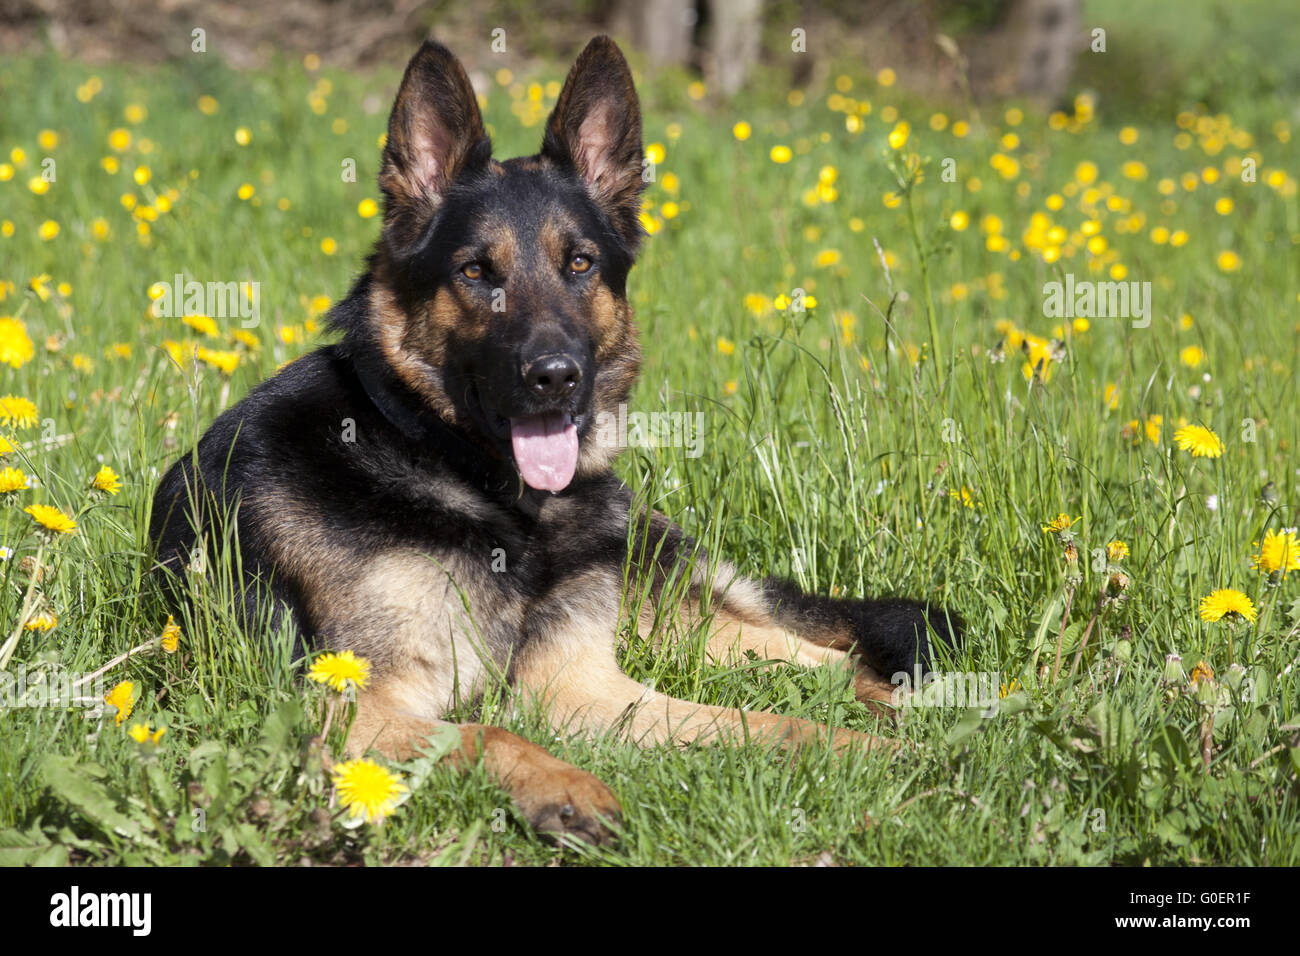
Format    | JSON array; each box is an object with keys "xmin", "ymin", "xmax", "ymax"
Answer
[
  {"xmin": 467, "ymin": 383, "xmax": 587, "ymax": 493},
  {"xmin": 508, "ymin": 411, "xmax": 579, "ymax": 492}
]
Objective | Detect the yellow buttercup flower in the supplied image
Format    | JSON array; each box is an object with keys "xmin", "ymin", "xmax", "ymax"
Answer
[
  {"xmin": 307, "ymin": 649, "xmax": 370, "ymax": 692},
  {"xmin": 1251, "ymin": 529, "xmax": 1300, "ymax": 577},
  {"xmin": 25, "ymin": 504, "xmax": 77, "ymax": 534},
  {"xmin": 1198, "ymin": 588, "xmax": 1256, "ymax": 624},
  {"xmin": 105, "ymin": 680, "xmax": 134, "ymax": 725},
  {"xmin": 92, "ymin": 465, "xmax": 122, "ymax": 495},
  {"xmin": 332, "ymin": 758, "xmax": 408, "ymax": 823},
  {"xmin": 1174, "ymin": 424, "xmax": 1224, "ymax": 458}
]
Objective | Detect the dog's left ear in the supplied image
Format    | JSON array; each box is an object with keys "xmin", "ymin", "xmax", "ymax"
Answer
[{"xmin": 541, "ymin": 36, "xmax": 644, "ymax": 250}]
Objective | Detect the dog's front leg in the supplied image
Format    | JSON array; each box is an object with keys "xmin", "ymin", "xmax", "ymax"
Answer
[
  {"xmin": 513, "ymin": 568, "xmax": 893, "ymax": 753},
  {"xmin": 346, "ymin": 685, "xmax": 622, "ymax": 846}
]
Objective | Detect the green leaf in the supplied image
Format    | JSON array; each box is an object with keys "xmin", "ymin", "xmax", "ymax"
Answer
[{"xmin": 40, "ymin": 755, "xmax": 157, "ymax": 848}]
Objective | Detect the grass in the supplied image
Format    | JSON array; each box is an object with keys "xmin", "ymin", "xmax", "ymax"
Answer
[{"xmin": 1, "ymin": 10, "xmax": 1298, "ymax": 865}]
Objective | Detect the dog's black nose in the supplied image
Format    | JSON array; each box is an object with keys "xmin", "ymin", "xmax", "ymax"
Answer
[{"xmin": 523, "ymin": 353, "xmax": 582, "ymax": 399}]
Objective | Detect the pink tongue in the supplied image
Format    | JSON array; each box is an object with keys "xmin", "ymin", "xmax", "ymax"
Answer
[{"xmin": 510, "ymin": 413, "xmax": 579, "ymax": 491}]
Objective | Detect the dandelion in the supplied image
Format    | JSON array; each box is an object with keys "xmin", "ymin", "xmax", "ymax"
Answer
[
  {"xmin": 307, "ymin": 649, "xmax": 370, "ymax": 692},
  {"xmin": 0, "ymin": 466, "xmax": 28, "ymax": 493},
  {"xmin": 160, "ymin": 616, "xmax": 181, "ymax": 653},
  {"xmin": 1198, "ymin": 588, "xmax": 1257, "ymax": 624},
  {"xmin": 887, "ymin": 121, "xmax": 910, "ymax": 150},
  {"xmin": 732, "ymin": 121, "xmax": 751, "ymax": 141},
  {"xmin": 1180, "ymin": 345, "xmax": 1205, "ymax": 367},
  {"xmin": 1174, "ymin": 424, "xmax": 1224, "ymax": 458},
  {"xmin": 105, "ymin": 680, "xmax": 134, "ymax": 725},
  {"xmin": 716, "ymin": 337, "xmax": 735, "ymax": 356},
  {"xmin": 769, "ymin": 145, "xmax": 792, "ymax": 164},
  {"xmin": 357, "ymin": 198, "xmax": 378, "ymax": 219},
  {"xmin": 1042, "ymin": 513, "xmax": 1077, "ymax": 534},
  {"xmin": 25, "ymin": 504, "xmax": 77, "ymax": 535},
  {"xmin": 92, "ymin": 466, "xmax": 122, "ymax": 495},
  {"xmin": 128, "ymin": 722, "xmax": 165, "ymax": 745},
  {"xmin": 1251, "ymin": 528, "xmax": 1300, "ymax": 577},
  {"xmin": 1188, "ymin": 660, "xmax": 1214, "ymax": 688},
  {"xmin": 331, "ymin": 758, "xmax": 408, "ymax": 824},
  {"xmin": 1217, "ymin": 250, "xmax": 1241, "ymax": 272},
  {"xmin": 24, "ymin": 611, "xmax": 57, "ymax": 632},
  {"xmin": 1107, "ymin": 541, "xmax": 1129, "ymax": 562},
  {"xmin": 0, "ymin": 396, "xmax": 38, "ymax": 429}
]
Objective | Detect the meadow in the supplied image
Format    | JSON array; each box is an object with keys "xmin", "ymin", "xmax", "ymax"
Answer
[{"xmin": 0, "ymin": 14, "xmax": 1298, "ymax": 865}]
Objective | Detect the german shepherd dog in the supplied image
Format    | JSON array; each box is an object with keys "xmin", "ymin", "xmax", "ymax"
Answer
[{"xmin": 150, "ymin": 36, "xmax": 961, "ymax": 845}]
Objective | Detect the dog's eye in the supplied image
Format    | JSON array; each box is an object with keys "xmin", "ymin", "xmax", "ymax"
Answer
[
  {"xmin": 568, "ymin": 255, "xmax": 592, "ymax": 275},
  {"xmin": 461, "ymin": 263, "xmax": 484, "ymax": 280}
]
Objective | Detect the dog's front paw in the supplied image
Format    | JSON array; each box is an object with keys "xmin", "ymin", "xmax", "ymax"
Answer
[{"xmin": 512, "ymin": 763, "xmax": 622, "ymax": 847}]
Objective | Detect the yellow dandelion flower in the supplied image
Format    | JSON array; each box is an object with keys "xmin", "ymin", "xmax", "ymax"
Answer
[
  {"xmin": 1042, "ymin": 513, "xmax": 1078, "ymax": 534},
  {"xmin": 161, "ymin": 616, "xmax": 181, "ymax": 653},
  {"xmin": 769, "ymin": 145, "xmax": 792, "ymax": 164},
  {"xmin": 182, "ymin": 314, "xmax": 219, "ymax": 337},
  {"xmin": 887, "ymin": 121, "xmax": 910, "ymax": 150},
  {"xmin": 0, "ymin": 466, "xmax": 28, "ymax": 493},
  {"xmin": 1198, "ymin": 588, "xmax": 1256, "ymax": 623},
  {"xmin": 92, "ymin": 465, "xmax": 122, "ymax": 495},
  {"xmin": 1144, "ymin": 414, "xmax": 1163, "ymax": 444},
  {"xmin": 0, "ymin": 317, "xmax": 33, "ymax": 370},
  {"xmin": 1107, "ymin": 541, "xmax": 1129, "ymax": 562},
  {"xmin": 357, "ymin": 198, "xmax": 379, "ymax": 219},
  {"xmin": 105, "ymin": 680, "xmax": 134, "ymax": 726},
  {"xmin": 716, "ymin": 337, "xmax": 735, "ymax": 356},
  {"xmin": 25, "ymin": 504, "xmax": 77, "ymax": 534},
  {"xmin": 1251, "ymin": 529, "xmax": 1300, "ymax": 577},
  {"xmin": 128, "ymin": 722, "xmax": 165, "ymax": 745},
  {"xmin": 1174, "ymin": 424, "xmax": 1224, "ymax": 458},
  {"xmin": 25, "ymin": 611, "xmax": 57, "ymax": 632},
  {"xmin": 1217, "ymin": 250, "xmax": 1241, "ymax": 272},
  {"xmin": 814, "ymin": 249, "xmax": 841, "ymax": 267},
  {"xmin": 0, "ymin": 395, "xmax": 38, "ymax": 428},
  {"xmin": 1188, "ymin": 660, "xmax": 1214, "ymax": 688},
  {"xmin": 332, "ymin": 758, "xmax": 408, "ymax": 824},
  {"xmin": 732, "ymin": 121, "xmax": 751, "ymax": 141},
  {"xmin": 307, "ymin": 649, "xmax": 371, "ymax": 692},
  {"xmin": 1180, "ymin": 345, "xmax": 1204, "ymax": 367},
  {"xmin": 195, "ymin": 347, "xmax": 240, "ymax": 375}
]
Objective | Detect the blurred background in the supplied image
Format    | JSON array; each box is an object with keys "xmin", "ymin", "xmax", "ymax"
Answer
[{"xmin": 3, "ymin": 0, "xmax": 1299, "ymax": 120}]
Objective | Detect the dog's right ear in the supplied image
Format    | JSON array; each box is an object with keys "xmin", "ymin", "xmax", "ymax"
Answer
[{"xmin": 380, "ymin": 41, "xmax": 490, "ymax": 252}]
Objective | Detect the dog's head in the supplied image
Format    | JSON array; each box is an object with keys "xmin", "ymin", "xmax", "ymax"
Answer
[{"xmin": 353, "ymin": 36, "xmax": 645, "ymax": 493}]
